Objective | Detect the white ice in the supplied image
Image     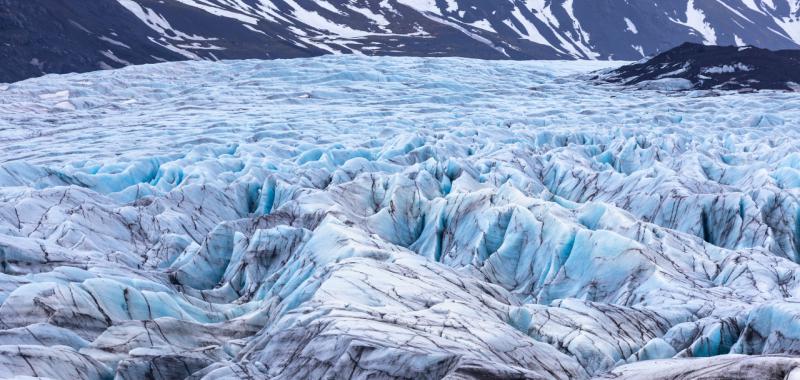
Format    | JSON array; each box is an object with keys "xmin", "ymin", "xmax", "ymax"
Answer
[{"xmin": 1, "ymin": 56, "xmax": 800, "ymax": 379}]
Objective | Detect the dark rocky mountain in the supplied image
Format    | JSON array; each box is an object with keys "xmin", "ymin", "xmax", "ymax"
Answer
[
  {"xmin": 2, "ymin": 0, "xmax": 800, "ymax": 83},
  {"xmin": 600, "ymin": 42, "xmax": 800, "ymax": 91}
]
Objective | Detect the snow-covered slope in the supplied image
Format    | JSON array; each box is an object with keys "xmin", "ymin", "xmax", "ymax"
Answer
[
  {"xmin": 4, "ymin": 0, "xmax": 800, "ymax": 82},
  {"xmin": 3, "ymin": 57, "xmax": 800, "ymax": 379}
]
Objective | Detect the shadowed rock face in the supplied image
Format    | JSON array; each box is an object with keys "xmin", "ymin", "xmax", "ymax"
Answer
[
  {"xmin": 601, "ymin": 42, "xmax": 800, "ymax": 91},
  {"xmin": 3, "ymin": 57, "xmax": 800, "ymax": 379},
  {"xmin": 4, "ymin": 0, "xmax": 800, "ymax": 83}
]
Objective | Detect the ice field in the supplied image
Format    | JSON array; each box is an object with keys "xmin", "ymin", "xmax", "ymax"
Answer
[{"xmin": 2, "ymin": 56, "xmax": 800, "ymax": 378}]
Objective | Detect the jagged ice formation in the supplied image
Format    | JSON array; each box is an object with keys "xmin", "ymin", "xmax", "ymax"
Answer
[{"xmin": 2, "ymin": 57, "xmax": 800, "ymax": 379}]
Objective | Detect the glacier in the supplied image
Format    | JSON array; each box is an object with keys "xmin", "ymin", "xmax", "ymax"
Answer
[{"xmin": 2, "ymin": 56, "xmax": 800, "ymax": 379}]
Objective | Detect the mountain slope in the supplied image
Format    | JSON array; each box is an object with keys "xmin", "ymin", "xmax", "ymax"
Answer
[
  {"xmin": 601, "ymin": 42, "xmax": 800, "ymax": 91},
  {"xmin": 3, "ymin": 0, "xmax": 800, "ymax": 83}
]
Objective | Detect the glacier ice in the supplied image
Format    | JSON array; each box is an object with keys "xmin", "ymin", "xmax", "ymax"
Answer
[{"xmin": 2, "ymin": 56, "xmax": 800, "ymax": 378}]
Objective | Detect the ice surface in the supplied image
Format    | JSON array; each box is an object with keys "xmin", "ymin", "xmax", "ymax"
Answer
[{"xmin": 2, "ymin": 56, "xmax": 800, "ymax": 379}]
